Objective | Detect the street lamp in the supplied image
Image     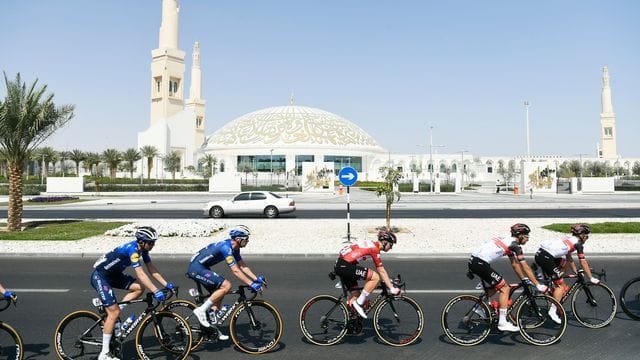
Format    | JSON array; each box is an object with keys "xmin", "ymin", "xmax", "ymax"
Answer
[
  {"xmin": 460, "ymin": 150, "xmax": 468, "ymax": 190},
  {"xmin": 270, "ymin": 149, "xmax": 274, "ymax": 185},
  {"xmin": 429, "ymin": 126, "xmax": 434, "ymax": 194},
  {"xmin": 524, "ymin": 101, "xmax": 531, "ymax": 159}
]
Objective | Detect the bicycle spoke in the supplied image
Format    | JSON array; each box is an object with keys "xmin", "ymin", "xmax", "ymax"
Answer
[
  {"xmin": 300, "ymin": 296, "xmax": 348, "ymax": 346},
  {"xmin": 571, "ymin": 283, "xmax": 617, "ymax": 328},
  {"xmin": 373, "ymin": 296, "xmax": 424, "ymax": 346},
  {"xmin": 230, "ymin": 301, "xmax": 282, "ymax": 354},
  {"xmin": 441, "ymin": 295, "xmax": 491, "ymax": 346},
  {"xmin": 136, "ymin": 312, "xmax": 191, "ymax": 360},
  {"xmin": 517, "ymin": 295, "xmax": 566, "ymax": 346}
]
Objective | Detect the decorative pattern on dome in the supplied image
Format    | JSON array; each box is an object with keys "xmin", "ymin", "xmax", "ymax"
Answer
[{"xmin": 206, "ymin": 106, "xmax": 379, "ymax": 147}]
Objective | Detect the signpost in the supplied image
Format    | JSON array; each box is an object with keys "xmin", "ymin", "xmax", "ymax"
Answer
[{"xmin": 338, "ymin": 166, "xmax": 358, "ymax": 242}]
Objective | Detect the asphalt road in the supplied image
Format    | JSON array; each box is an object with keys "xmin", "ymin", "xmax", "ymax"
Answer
[
  {"xmin": 2, "ymin": 257, "xmax": 639, "ymax": 359},
  {"xmin": 3, "ymin": 207, "xmax": 640, "ymax": 220}
]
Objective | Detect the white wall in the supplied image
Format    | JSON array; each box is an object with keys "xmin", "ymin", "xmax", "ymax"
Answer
[
  {"xmin": 581, "ymin": 177, "xmax": 615, "ymax": 193},
  {"xmin": 46, "ymin": 177, "xmax": 83, "ymax": 193}
]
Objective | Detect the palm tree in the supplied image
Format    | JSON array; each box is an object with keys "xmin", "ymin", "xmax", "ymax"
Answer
[
  {"xmin": 58, "ymin": 150, "xmax": 70, "ymax": 176},
  {"xmin": 375, "ymin": 166, "xmax": 403, "ymax": 229},
  {"xmin": 198, "ymin": 153, "xmax": 217, "ymax": 178},
  {"xmin": 101, "ymin": 148, "xmax": 122, "ymax": 179},
  {"xmin": 68, "ymin": 149, "xmax": 85, "ymax": 176},
  {"xmin": 122, "ymin": 148, "xmax": 142, "ymax": 179},
  {"xmin": 141, "ymin": 145, "xmax": 158, "ymax": 180},
  {"xmin": 83, "ymin": 152, "xmax": 101, "ymax": 177},
  {"xmin": 164, "ymin": 150, "xmax": 181, "ymax": 180},
  {"xmin": 38, "ymin": 146, "xmax": 57, "ymax": 179},
  {"xmin": 0, "ymin": 73, "xmax": 74, "ymax": 231}
]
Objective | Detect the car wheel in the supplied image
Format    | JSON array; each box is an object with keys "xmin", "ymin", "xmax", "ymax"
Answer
[
  {"xmin": 264, "ymin": 206, "xmax": 279, "ymax": 218},
  {"xmin": 210, "ymin": 206, "xmax": 224, "ymax": 218}
]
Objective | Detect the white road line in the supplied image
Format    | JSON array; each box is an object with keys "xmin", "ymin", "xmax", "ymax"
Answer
[{"xmin": 12, "ymin": 289, "xmax": 69, "ymax": 293}]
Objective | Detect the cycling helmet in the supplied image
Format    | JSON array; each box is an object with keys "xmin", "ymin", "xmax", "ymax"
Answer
[
  {"xmin": 135, "ymin": 226, "xmax": 158, "ymax": 243},
  {"xmin": 510, "ymin": 223, "xmax": 531, "ymax": 237},
  {"xmin": 571, "ymin": 223, "xmax": 591, "ymax": 236},
  {"xmin": 229, "ymin": 225, "xmax": 251, "ymax": 240},
  {"xmin": 378, "ymin": 229, "xmax": 397, "ymax": 244}
]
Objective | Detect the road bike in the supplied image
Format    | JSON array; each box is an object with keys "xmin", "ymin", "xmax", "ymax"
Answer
[
  {"xmin": 162, "ymin": 280, "xmax": 283, "ymax": 354},
  {"xmin": 0, "ymin": 297, "xmax": 23, "ymax": 360},
  {"xmin": 441, "ymin": 274, "xmax": 567, "ymax": 346},
  {"xmin": 299, "ymin": 273, "xmax": 424, "ymax": 347},
  {"xmin": 53, "ymin": 288, "xmax": 191, "ymax": 360},
  {"xmin": 532, "ymin": 264, "xmax": 616, "ymax": 328},
  {"xmin": 619, "ymin": 275, "xmax": 640, "ymax": 320}
]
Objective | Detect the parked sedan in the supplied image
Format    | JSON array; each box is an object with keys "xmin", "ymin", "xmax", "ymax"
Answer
[{"xmin": 203, "ymin": 191, "xmax": 296, "ymax": 218}]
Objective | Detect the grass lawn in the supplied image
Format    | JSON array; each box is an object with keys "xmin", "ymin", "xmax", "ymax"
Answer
[
  {"xmin": 0, "ymin": 221, "xmax": 130, "ymax": 240},
  {"xmin": 543, "ymin": 222, "xmax": 640, "ymax": 233}
]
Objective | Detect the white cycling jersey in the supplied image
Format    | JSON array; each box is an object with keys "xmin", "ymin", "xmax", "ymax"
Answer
[
  {"xmin": 471, "ymin": 235, "xmax": 521, "ymax": 263},
  {"xmin": 539, "ymin": 235, "xmax": 584, "ymax": 258}
]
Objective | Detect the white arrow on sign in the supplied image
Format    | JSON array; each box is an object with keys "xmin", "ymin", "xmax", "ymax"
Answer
[{"xmin": 340, "ymin": 173, "xmax": 355, "ymax": 180}]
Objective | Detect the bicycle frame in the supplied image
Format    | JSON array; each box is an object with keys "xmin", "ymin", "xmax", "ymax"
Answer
[
  {"xmin": 329, "ymin": 272, "xmax": 405, "ymax": 320},
  {"xmin": 188, "ymin": 280, "xmax": 261, "ymax": 328},
  {"xmin": 478, "ymin": 279, "xmax": 541, "ymax": 320},
  {"xmin": 541, "ymin": 268, "xmax": 606, "ymax": 306}
]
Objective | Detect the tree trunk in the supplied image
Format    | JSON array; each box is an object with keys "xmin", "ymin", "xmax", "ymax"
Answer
[
  {"xmin": 7, "ymin": 162, "xmax": 24, "ymax": 232},
  {"xmin": 147, "ymin": 158, "xmax": 153, "ymax": 180},
  {"xmin": 386, "ymin": 205, "xmax": 391, "ymax": 229}
]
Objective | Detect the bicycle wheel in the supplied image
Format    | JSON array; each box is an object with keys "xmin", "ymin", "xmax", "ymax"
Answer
[
  {"xmin": 299, "ymin": 295, "xmax": 349, "ymax": 346},
  {"xmin": 53, "ymin": 310, "xmax": 103, "ymax": 360},
  {"xmin": 229, "ymin": 300, "xmax": 283, "ymax": 354},
  {"xmin": 161, "ymin": 299, "xmax": 205, "ymax": 350},
  {"xmin": 441, "ymin": 295, "xmax": 492, "ymax": 346},
  {"xmin": 620, "ymin": 277, "xmax": 640, "ymax": 320},
  {"xmin": 135, "ymin": 311, "xmax": 192, "ymax": 360},
  {"xmin": 517, "ymin": 294, "xmax": 566, "ymax": 346},
  {"xmin": 372, "ymin": 295, "xmax": 424, "ymax": 346},
  {"xmin": 0, "ymin": 322, "xmax": 23, "ymax": 360},
  {"xmin": 571, "ymin": 282, "xmax": 617, "ymax": 328}
]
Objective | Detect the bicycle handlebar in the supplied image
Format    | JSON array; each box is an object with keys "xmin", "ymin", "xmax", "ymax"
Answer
[{"xmin": 0, "ymin": 297, "xmax": 16, "ymax": 312}]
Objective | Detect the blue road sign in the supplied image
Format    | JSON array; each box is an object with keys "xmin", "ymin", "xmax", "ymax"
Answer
[{"xmin": 338, "ymin": 166, "xmax": 358, "ymax": 187}]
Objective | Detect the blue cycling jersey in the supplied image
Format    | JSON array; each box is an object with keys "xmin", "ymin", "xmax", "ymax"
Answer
[
  {"xmin": 189, "ymin": 239, "xmax": 242, "ymax": 268},
  {"xmin": 93, "ymin": 240, "xmax": 151, "ymax": 275}
]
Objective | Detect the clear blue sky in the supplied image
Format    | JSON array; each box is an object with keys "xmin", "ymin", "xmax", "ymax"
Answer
[{"xmin": 2, "ymin": 0, "xmax": 639, "ymax": 157}]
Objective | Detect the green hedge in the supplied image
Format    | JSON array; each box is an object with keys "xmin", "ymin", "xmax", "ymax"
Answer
[
  {"xmin": 0, "ymin": 184, "xmax": 45, "ymax": 195},
  {"xmin": 84, "ymin": 184, "xmax": 208, "ymax": 192}
]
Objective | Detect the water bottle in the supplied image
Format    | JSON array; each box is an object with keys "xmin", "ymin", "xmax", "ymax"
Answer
[
  {"xmin": 217, "ymin": 304, "xmax": 230, "ymax": 318},
  {"xmin": 121, "ymin": 315, "xmax": 136, "ymax": 332}
]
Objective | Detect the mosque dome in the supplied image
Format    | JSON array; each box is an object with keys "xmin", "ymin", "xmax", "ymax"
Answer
[{"xmin": 204, "ymin": 105, "xmax": 383, "ymax": 151}]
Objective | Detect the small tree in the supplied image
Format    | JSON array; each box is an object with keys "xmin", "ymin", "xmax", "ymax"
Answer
[
  {"xmin": 38, "ymin": 146, "xmax": 57, "ymax": 179},
  {"xmin": 140, "ymin": 145, "xmax": 158, "ymax": 180},
  {"xmin": 164, "ymin": 150, "xmax": 181, "ymax": 180},
  {"xmin": 375, "ymin": 166, "xmax": 403, "ymax": 229},
  {"xmin": 633, "ymin": 161, "xmax": 640, "ymax": 176},
  {"xmin": 122, "ymin": 148, "xmax": 142, "ymax": 179},
  {"xmin": 101, "ymin": 148, "xmax": 122, "ymax": 179},
  {"xmin": 68, "ymin": 149, "xmax": 86, "ymax": 176},
  {"xmin": 198, "ymin": 153, "xmax": 217, "ymax": 178}
]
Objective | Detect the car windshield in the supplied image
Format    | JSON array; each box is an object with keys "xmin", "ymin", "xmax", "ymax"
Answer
[{"xmin": 269, "ymin": 192, "xmax": 282, "ymax": 198}]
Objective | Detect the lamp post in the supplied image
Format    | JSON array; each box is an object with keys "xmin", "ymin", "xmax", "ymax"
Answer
[
  {"xmin": 270, "ymin": 149, "xmax": 274, "ymax": 186},
  {"xmin": 429, "ymin": 126, "xmax": 434, "ymax": 194},
  {"xmin": 460, "ymin": 150, "xmax": 468, "ymax": 190},
  {"xmin": 524, "ymin": 101, "xmax": 531, "ymax": 159}
]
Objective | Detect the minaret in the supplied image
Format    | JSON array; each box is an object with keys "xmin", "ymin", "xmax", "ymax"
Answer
[
  {"xmin": 186, "ymin": 41, "xmax": 206, "ymax": 148},
  {"xmin": 150, "ymin": 0, "xmax": 186, "ymax": 126},
  {"xmin": 599, "ymin": 66, "xmax": 617, "ymax": 159}
]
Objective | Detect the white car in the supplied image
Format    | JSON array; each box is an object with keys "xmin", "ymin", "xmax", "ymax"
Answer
[{"xmin": 203, "ymin": 191, "xmax": 296, "ymax": 218}]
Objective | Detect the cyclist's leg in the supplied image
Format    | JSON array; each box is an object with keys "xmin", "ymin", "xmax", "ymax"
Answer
[
  {"xmin": 469, "ymin": 257, "xmax": 515, "ymax": 330},
  {"xmin": 91, "ymin": 271, "xmax": 122, "ymax": 357},
  {"xmin": 535, "ymin": 250, "xmax": 565, "ymax": 323},
  {"xmin": 188, "ymin": 268, "xmax": 226, "ymax": 327}
]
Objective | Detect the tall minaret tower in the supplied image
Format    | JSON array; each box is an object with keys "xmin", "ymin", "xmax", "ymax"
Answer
[
  {"xmin": 150, "ymin": 0, "xmax": 186, "ymax": 125},
  {"xmin": 599, "ymin": 65, "xmax": 618, "ymax": 159},
  {"xmin": 185, "ymin": 41, "xmax": 206, "ymax": 148}
]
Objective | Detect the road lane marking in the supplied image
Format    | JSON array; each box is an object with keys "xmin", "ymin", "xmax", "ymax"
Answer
[{"xmin": 12, "ymin": 289, "xmax": 69, "ymax": 293}]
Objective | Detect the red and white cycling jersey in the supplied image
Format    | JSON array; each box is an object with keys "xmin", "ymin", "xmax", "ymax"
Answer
[
  {"xmin": 339, "ymin": 240, "xmax": 383, "ymax": 267},
  {"xmin": 470, "ymin": 235, "xmax": 523, "ymax": 263},
  {"xmin": 539, "ymin": 235, "xmax": 585, "ymax": 259}
]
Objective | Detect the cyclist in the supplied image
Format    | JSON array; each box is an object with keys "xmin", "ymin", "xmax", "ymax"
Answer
[
  {"xmin": 534, "ymin": 223, "xmax": 599, "ymax": 324},
  {"xmin": 467, "ymin": 223, "xmax": 548, "ymax": 332},
  {"xmin": 90, "ymin": 226, "xmax": 175, "ymax": 360},
  {"xmin": 334, "ymin": 228, "xmax": 401, "ymax": 319},
  {"xmin": 189, "ymin": 225, "xmax": 265, "ymax": 340},
  {"xmin": 0, "ymin": 282, "xmax": 16, "ymax": 301}
]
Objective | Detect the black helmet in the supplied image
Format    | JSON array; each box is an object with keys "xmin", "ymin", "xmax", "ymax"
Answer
[
  {"xmin": 378, "ymin": 229, "xmax": 397, "ymax": 244},
  {"xmin": 510, "ymin": 223, "xmax": 531, "ymax": 237},
  {"xmin": 571, "ymin": 223, "xmax": 591, "ymax": 236},
  {"xmin": 135, "ymin": 226, "xmax": 158, "ymax": 243}
]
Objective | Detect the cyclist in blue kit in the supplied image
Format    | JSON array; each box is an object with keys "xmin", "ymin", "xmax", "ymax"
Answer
[
  {"xmin": 188, "ymin": 225, "xmax": 265, "ymax": 340},
  {"xmin": 91, "ymin": 226, "xmax": 175, "ymax": 360}
]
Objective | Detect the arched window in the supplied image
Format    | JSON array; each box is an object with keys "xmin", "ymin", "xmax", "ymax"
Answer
[{"xmin": 219, "ymin": 161, "xmax": 225, "ymax": 173}]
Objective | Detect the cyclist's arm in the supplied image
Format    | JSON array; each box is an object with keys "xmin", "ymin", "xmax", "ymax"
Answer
[
  {"xmin": 578, "ymin": 258, "xmax": 595, "ymax": 279},
  {"xmin": 513, "ymin": 257, "xmax": 542, "ymax": 286},
  {"xmin": 565, "ymin": 254, "xmax": 578, "ymax": 274},
  {"xmin": 237, "ymin": 260, "xmax": 259, "ymax": 282},
  {"xmin": 134, "ymin": 266, "xmax": 160, "ymax": 293},
  {"xmin": 145, "ymin": 261, "xmax": 170, "ymax": 287},
  {"xmin": 229, "ymin": 263, "xmax": 255, "ymax": 286},
  {"xmin": 0, "ymin": 283, "xmax": 6, "ymax": 294},
  {"xmin": 376, "ymin": 265, "xmax": 395, "ymax": 290}
]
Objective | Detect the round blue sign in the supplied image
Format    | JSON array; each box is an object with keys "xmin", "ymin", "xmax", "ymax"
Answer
[{"xmin": 338, "ymin": 166, "xmax": 358, "ymax": 187}]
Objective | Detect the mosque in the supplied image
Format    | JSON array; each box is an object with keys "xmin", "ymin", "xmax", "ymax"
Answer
[{"xmin": 137, "ymin": 0, "xmax": 636, "ymax": 193}]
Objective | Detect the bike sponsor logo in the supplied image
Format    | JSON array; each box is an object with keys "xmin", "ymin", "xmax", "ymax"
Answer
[
  {"xmin": 130, "ymin": 253, "xmax": 140, "ymax": 263},
  {"xmin": 137, "ymin": 344, "xmax": 151, "ymax": 360}
]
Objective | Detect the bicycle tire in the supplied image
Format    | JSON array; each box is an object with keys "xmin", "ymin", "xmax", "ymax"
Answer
[
  {"xmin": 229, "ymin": 299, "xmax": 282, "ymax": 354},
  {"xmin": 441, "ymin": 295, "xmax": 492, "ymax": 346},
  {"xmin": 299, "ymin": 295, "xmax": 349, "ymax": 346},
  {"xmin": 619, "ymin": 277, "xmax": 640, "ymax": 320},
  {"xmin": 134, "ymin": 311, "xmax": 192, "ymax": 360},
  {"xmin": 571, "ymin": 282, "xmax": 617, "ymax": 328},
  {"xmin": 0, "ymin": 321, "xmax": 23, "ymax": 360},
  {"xmin": 516, "ymin": 294, "xmax": 566, "ymax": 346},
  {"xmin": 161, "ymin": 299, "xmax": 205, "ymax": 350},
  {"xmin": 372, "ymin": 295, "xmax": 424, "ymax": 346},
  {"xmin": 53, "ymin": 310, "xmax": 103, "ymax": 360}
]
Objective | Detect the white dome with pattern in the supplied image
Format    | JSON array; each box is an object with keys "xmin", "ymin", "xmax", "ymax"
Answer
[{"xmin": 204, "ymin": 105, "xmax": 383, "ymax": 151}]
